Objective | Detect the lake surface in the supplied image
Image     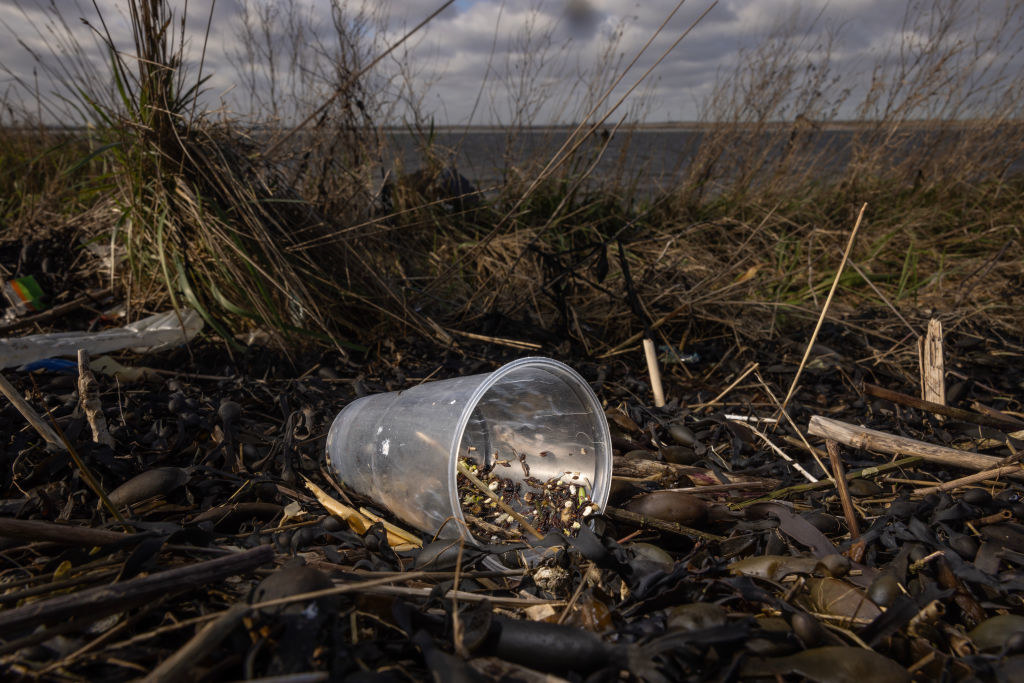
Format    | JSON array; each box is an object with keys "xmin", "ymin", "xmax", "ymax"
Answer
[{"xmin": 379, "ymin": 125, "xmax": 1024, "ymax": 197}]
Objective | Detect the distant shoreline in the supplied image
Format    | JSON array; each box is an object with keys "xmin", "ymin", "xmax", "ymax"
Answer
[
  {"xmin": 379, "ymin": 119, "xmax": 1021, "ymax": 133},
  {"xmin": 9, "ymin": 119, "xmax": 1021, "ymax": 134}
]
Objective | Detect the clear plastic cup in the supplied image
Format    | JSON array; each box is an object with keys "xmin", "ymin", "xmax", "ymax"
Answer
[{"xmin": 325, "ymin": 357, "xmax": 611, "ymax": 545}]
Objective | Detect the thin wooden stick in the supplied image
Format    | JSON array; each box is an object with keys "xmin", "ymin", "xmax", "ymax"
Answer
[
  {"xmin": 658, "ymin": 482, "xmax": 774, "ymax": 494},
  {"xmin": 808, "ymin": 415, "xmax": 1024, "ymax": 479},
  {"xmin": 691, "ymin": 362, "xmax": 759, "ymax": 410},
  {"xmin": 451, "ymin": 536, "xmax": 468, "ymax": 659},
  {"xmin": 753, "ymin": 370, "xmax": 832, "ymax": 481},
  {"xmin": 643, "ymin": 338, "xmax": 666, "ymax": 407},
  {"xmin": 446, "ymin": 328, "xmax": 541, "ymax": 351},
  {"xmin": 613, "ymin": 456, "xmax": 774, "ymax": 487},
  {"xmin": 557, "ymin": 562, "xmax": 596, "ymax": 625},
  {"xmin": 731, "ymin": 418, "xmax": 818, "ymax": 483},
  {"xmin": 59, "ymin": 571, "xmax": 561, "ymax": 669},
  {"xmin": 0, "ymin": 546, "xmax": 273, "ymax": 637},
  {"xmin": 863, "ymin": 382, "xmax": 1024, "ymax": 431},
  {"xmin": 0, "ymin": 372, "xmax": 63, "ymax": 450},
  {"xmin": 779, "ymin": 202, "xmax": 867, "ymax": 416},
  {"xmin": 826, "ymin": 440, "xmax": 861, "ymax": 539},
  {"xmin": 351, "ymin": 585, "xmax": 563, "ymax": 607},
  {"xmin": 971, "ymin": 402, "xmax": 1024, "ymax": 428},
  {"xmin": 249, "ymin": 573, "xmax": 561, "ymax": 611},
  {"xmin": 457, "ymin": 460, "xmax": 543, "ymax": 540},
  {"xmin": 0, "ymin": 518, "xmax": 141, "ymax": 547},
  {"xmin": 780, "ymin": 434, "xmax": 829, "ymax": 460},
  {"xmin": 0, "ymin": 374, "xmax": 126, "ymax": 524},
  {"xmin": 0, "ymin": 287, "xmax": 113, "ymax": 334},
  {"xmin": 142, "ymin": 603, "xmax": 249, "ymax": 683},
  {"xmin": 847, "ymin": 260, "xmax": 917, "ymax": 337},
  {"xmin": 0, "ymin": 569, "xmax": 120, "ymax": 606},
  {"xmin": 732, "ymin": 457, "xmax": 922, "ymax": 509},
  {"xmin": 913, "ymin": 465, "xmax": 1024, "ymax": 495}
]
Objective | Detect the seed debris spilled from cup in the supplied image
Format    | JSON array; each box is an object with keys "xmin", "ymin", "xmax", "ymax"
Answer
[{"xmin": 458, "ymin": 451, "xmax": 595, "ymax": 542}]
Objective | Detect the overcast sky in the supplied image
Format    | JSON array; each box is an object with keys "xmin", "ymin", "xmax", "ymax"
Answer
[{"xmin": 1, "ymin": 0, "xmax": 1021, "ymax": 125}]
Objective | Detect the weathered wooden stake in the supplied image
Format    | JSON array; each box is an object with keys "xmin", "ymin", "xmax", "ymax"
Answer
[{"xmin": 919, "ymin": 318, "xmax": 945, "ymax": 406}]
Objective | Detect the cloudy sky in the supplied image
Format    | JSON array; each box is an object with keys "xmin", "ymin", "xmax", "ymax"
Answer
[{"xmin": 1, "ymin": 0, "xmax": 1020, "ymax": 125}]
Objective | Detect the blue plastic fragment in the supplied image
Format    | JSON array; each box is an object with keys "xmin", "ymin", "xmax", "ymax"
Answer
[{"xmin": 20, "ymin": 358, "xmax": 78, "ymax": 373}]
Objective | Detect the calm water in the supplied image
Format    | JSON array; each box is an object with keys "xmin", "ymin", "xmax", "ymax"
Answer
[{"xmin": 379, "ymin": 126, "xmax": 1024, "ymax": 197}]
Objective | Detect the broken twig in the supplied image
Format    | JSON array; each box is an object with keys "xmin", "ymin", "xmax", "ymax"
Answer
[{"xmin": 808, "ymin": 415, "xmax": 1024, "ymax": 479}]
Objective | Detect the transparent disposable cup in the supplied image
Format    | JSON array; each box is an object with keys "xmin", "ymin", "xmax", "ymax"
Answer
[{"xmin": 325, "ymin": 357, "xmax": 611, "ymax": 546}]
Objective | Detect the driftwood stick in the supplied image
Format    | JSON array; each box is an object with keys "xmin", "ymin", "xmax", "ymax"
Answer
[
  {"xmin": 971, "ymin": 402, "xmax": 1024, "ymax": 428},
  {"xmin": 0, "ymin": 518, "xmax": 142, "ymax": 547},
  {"xmin": 604, "ymin": 506, "xmax": 726, "ymax": 542},
  {"xmin": 0, "ymin": 545, "xmax": 274, "ymax": 637},
  {"xmin": 142, "ymin": 603, "xmax": 249, "ymax": 683},
  {"xmin": 913, "ymin": 465, "xmax": 1024, "ymax": 495},
  {"xmin": 808, "ymin": 415, "xmax": 1024, "ymax": 479},
  {"xmin": 826, "ymin": 440, "xmax": 860, "ymax": 538},
  {"xmin": 863, "ymin": 383, "xmax": 1023, "ymax": 431}
]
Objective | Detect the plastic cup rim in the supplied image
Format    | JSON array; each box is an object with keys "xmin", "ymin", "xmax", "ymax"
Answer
[{"xmin": 445, "ymin": 356, "xmax": 611, "ymax": 547}]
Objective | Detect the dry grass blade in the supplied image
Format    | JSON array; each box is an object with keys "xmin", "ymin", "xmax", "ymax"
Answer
[
  {"xmin": 754, "ymin": 371, "xmax": 831, "ymax": 478},
  {"xmin": 731, "ymin": 418, "xmax": 818, "ymax": 483},
  {"xmin": 691, "ymin": 362, "xmax": 759, "ymax": 411},
  {"xmin": 778, "ymin": 203, "xmax": 867, "ymax": 416},
  {"xmin": 423, "ymin": 0, "xmax": 719, "ymax": 298}
]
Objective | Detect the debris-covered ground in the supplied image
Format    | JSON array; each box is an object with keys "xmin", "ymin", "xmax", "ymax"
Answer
[
  {"xmin": 3, "ymin": 0, "xmax": 1024, "ymax": 678},
  {"xmin": 2, "ymin": 269, "xmax": 1024, "ymax": 682}
]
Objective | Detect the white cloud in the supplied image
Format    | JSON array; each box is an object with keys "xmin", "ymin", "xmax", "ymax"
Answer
[{"xmin": 1, "ymin": 0, "xmax": 1022, "ymax": 125}]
